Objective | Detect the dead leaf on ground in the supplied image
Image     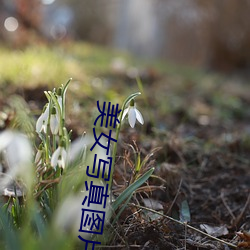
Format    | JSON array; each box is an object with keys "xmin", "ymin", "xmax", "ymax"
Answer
[
  {"xmin": 237, "ymin": 231, "xmax": 250, "ymax": 248},
  {"xmin": 200, "ymin": 224, "xmax": 229, "ymax": 237}
]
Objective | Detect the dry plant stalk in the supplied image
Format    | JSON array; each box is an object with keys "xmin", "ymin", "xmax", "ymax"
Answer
[{"xmin": 129, "ymin": 203, "xmax": 238, "ymax": 249}]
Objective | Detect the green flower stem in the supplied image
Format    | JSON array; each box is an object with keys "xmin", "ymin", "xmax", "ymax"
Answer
[
  {"xmin": 136, "ymin": 77, "xmax": 155, "ymax": 128},
  {"xmin": 52, "ymin": 134, "xmax": 56, "ymax": 152},
  {"xmin": 108, "ymin": 92, "xmax": 141, "ymax": 194},
  {"xmin": 61, "ymin": 78, "xmax": 71, "ymax": 127},
  {"xmin": 48, "ymin": 92, "xmax": 63, "ymax": 136},
  {"xmin": 44, "ymin": 95, "xmax": 53, "ymax": 164},
  {"xmin": 44, "ymin": 139, "xmax": 49, "ymax": 165},
  {"xmin": 63, "ymin": 127, "xmax": 70, "ymax": 150},
  {"xmin": 48, "ymin": 79, "xmax": 71, "ymax": 137}
]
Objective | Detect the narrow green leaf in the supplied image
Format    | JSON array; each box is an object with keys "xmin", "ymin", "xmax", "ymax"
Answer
[
  {"xmin": 136, "ymin": 77, "xmax": 144, "ymax": 97},
  {"xmin": 44, "ymin": 91, "xmax": 51, "ymax": 102},
  {"xmin": 0, "ymin": 208, "xmax": 21, "ymax": 250},
  {"xmin": 112, "ymin": 167, "xmax": 154, "ymax": 211},
  {"xmin": 112, "ymin": 192, "xmax": 133, "ymax": 225},
  {"xmin": 49, "ymin": 92, "xmax": 61, "ymax": 118},
  {"xmin": 179, "ymin": 199, "xmax": 191, "ymax": 222},
  {"xmin": 62, "ymin": 78, "xmax": 72, "ymax": 97},
  {"xmin": 135, "ymin": 152, "xmax": 141, "ymax": 173},
  {"xmin": 32, "ymin": 209, "xmax": 45, "ymax": 237},
  {"xmin": 123, "ymin": 92, "xmax": 141, "ymax": 109}
]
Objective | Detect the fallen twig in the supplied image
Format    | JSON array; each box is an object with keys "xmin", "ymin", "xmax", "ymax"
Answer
[
  {"xmin": 98, "ymin": 244, "xmax": 141, "ymax": 248},
  {"xmin": 234, "ymin": 192, "xmax": 250, "ymax": 227},
  {"xmin": 221, "ymin": 189, "xmax": 236, "ymax": 222},
  {"xmin": 129, "ymin": 203, "xmax": 237, "ymax": 249},
  {"xmin": 166, "ymin": 178, "xmax": 183, "ymax": 215}
]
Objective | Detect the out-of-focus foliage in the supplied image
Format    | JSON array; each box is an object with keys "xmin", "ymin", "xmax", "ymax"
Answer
[
  {"xmin": 62, "ymin": 0, "xmax": 250, "ymax": 71},
  {"xmin": 2, "ymin": 0, "xmax": 250, "ymax": 71}
]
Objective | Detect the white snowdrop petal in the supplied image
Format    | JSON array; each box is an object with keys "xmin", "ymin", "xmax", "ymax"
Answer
[
  {"xmin": 122, "ymin": 107, "xmax": 129, "ymax": 121},
  {"xmin": 61, "ymin": 148, "xmax": 67, "ymax": 160},
  {"xmin": 0, "ymin": 131, "xmax": 33, "ymax": 191},
  {"xmin": 60, "ymin": 149, "xmax": 67, "ymax": 169},
  {"xmin": 0, "ymin": 130, "xmax": 13, "ymax": 151},
  {"xmin": 44, "ymin": 104, "xmax": 50, "ymax": 118},
  {"xmin": 128, "ymin": 108, "xmax": 136, "ymax": 128},
  {"xmin": 51, "ymin": 147, "xmax": 61, "ymax": 168},
  {"xmin": 58, "ymin": 159, "xmax": 64, "ymax": 169},
  {"xmin": 57, "ymin": 96, "xmax": 63, "ymax": 111},
  {"xmin": 68, "ymin": 136, "xmax": 90, "ymax": 163},
  {"xmin": 54, "ymin": 179, "xmax": 112, "ymax": 238},
  {"xmin": 135, "ymin": 109, "xmax": 144, "ymax": 125},
  {"xmin": 50, "ymin": 114, "xmax": 59, "ymax": 135},
  {"xmin": 36, "ymin": 114, "xmax": 44, "ymax": 133},
  {"xmin": 42, "ymin": 122, "xmax": 48, "ymax": 133},
  {"xmin": 6, "ymin": 133, "xmax": 32, "ymax": 170},
  {"xmin": 35, "ymin": 150, "xmax": 42, "ymax": 164},
  {"xmin": 37, "ymin": 104, "xmax": 50, "ymax": 133}
]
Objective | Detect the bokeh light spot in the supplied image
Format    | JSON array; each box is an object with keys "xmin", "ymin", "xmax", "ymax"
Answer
[
  {"xmin": 4, "ymin": 17, "xmax": 19, "ymax": 32},
  {"xmin": 41, "ymin": 0, "xmax": 55, "ymax": 5},
  {"xmin": 50, "ymin": 24, "xmax": 67, "ymax": 40}
]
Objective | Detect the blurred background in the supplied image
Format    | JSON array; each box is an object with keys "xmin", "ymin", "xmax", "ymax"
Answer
[
  {"xmin": 1, "ymin": 0, "xmax": 250, "ymax": 72},
  {"xmin": 0, "ymin": 2, "xmax": 250, "ymax": 249}
]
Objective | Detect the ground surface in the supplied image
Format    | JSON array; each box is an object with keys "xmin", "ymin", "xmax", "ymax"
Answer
[{"xmin": 0, "ymin": 42, "xmax": 250, "ymax": 249}]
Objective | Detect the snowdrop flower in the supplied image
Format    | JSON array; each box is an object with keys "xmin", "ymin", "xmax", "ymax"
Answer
[
  {"xmin": 54, "ymin": 179, "xmax": 112, "ymax": 239},
  {"xmin": 67, "ymin": 134, "xmax": 109, "ymax": 175},
  {"xmin": 35, "ymin": 144, "xmax": 43, "ymax": 164},
  {"xmin": 56, "ymin": 87, "xmax": 63, "ymax": 111},
  {"xmin": 122, "ymin": 99, "xmax": 144, "ymax": 128},
  {"xmin": 0, "ymin": 130, "xmax": 33, "ymax": 190},
  {"xmin": 57, "ymin": 95, "xmax": 63, "ymax": 112},
  {"xmin": 67, "ymin": 135, "xmax": 88, "ymax": 164},
  {"xmin": 51, "ymin": 143, "xmax": 67, "ymax": 169},
  {"xmin": 50, "ymin": 106, "xmax": 60, "ymax": 135},
  {"xmin": 36, "ymin": 103, "xmax": 50, "ymax": 133}
]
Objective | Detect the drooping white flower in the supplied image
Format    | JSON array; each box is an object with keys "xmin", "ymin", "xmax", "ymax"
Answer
[
  {"xmin": 54, "ymin": 179, "xmax": 111, "ymax": 238},
  {"xmin": 50, "ymin": 106, "xmax": 59, "ymax": 135},
  {"xmin": 122, "ymin": 99, "xmax": 144, "ymax": 128},
  {"xmin": 56, "ymin": 87, "xmax": 63, "ymax": 112},
  {"xmin": 35, "ymin": 144, "xmax": 43, "ymax": 164},
  {"xmin": 0, "ymin": 130, "xmax": 33, "ymax": 190},
  {"xmin": 0, "ymin": 131, "xmax": 33, "ymax": 170},
  {"xmin": 36, "ymin": 103, "xmax": 50, "ymax": 133},
  {"xmin": 57, "ymin": 95, "xmax": 63, "ymax": 112},
  {"xmin": 51, "ymin": 144, "xmax": 67, "ymax": 169},
  {"xmin": 67, "ymin": 135, "xmax": 88, "ymax": 164}
]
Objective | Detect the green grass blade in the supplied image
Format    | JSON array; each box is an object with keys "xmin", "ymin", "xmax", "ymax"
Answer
[
  {"xmin": 33, "ymin": 212, "xmax": 46, "ymax": 237},
  {"xmin": 112, "ymin": 192, "xmax": 133, "ymax": 225},
  {"xmin": 112, "ymin": 167, "xmax": 154, "ymax": 211},
  {"xmin": 0, "ymin": 208, "xmax": 21, "ymax": 250}
]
